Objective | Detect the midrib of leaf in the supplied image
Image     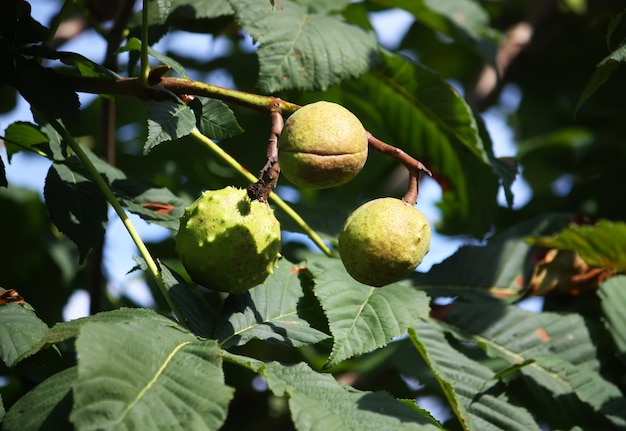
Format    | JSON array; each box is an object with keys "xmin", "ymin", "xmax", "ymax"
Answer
[
  {"xmin": 372, "ymin": 67, "xmax": 483, "ymax": 161},
  {"xmin": 331, "ymin": 286, "xmax": 375, "ymax": 356},
  {"xmin": 446, "ymin": 324, "xmax": 571, "ymax": 386},
  {"xmin": 113, "ymin": 340, "xmax": 191, "ymax": 425},
  {"xmin": 408, "ymin": 327, "xmax": 471, "ymax": 431},
  {"xmin": 219, "ymin": 310, "xmax": 301, "ymax": 346}
]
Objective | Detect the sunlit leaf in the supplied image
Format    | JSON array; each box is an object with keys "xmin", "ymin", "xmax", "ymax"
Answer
[
  {"xmin": 3, "ymin": 121, "xmax": 50, "ymax": 161},
  {"xmin": 229, "ymin": 0, "xmax": 379, "ymax": 92},
  {"xmin": 408, "ymin": 320, "xmax": 540, "ymax": 430},
  {"xmin": 526, "ymin": 220, "xmax": 626, "ymax": 271},
  {"xmin": 0, "ymin": 300, "xmax": 48, "ymax": 367},
  {"xmin": 3, "ymin": 367, "xmax": 75, "ymax": 431},
  {"xmin": 216, "ymin": 260, "xmax": 330, "ymax": 348},
  {"xmin": 157, "ymin": 0, "xmax": 173, "ymax": 22},
  {"xmin": 225, "ymin": 353, "xmax": 444, "ymax": 430},
  {"xmin": 20, "ymin": 308, "xmax": 174, "ymax": 360},
  {"xmin": 341, "ymin": 53, "xmax": 500, "ymax": 235},
  {"xmin": 71, "ymin": 319, "xmax": 233, "ymax": 430},
  {"xmin": 146, "ymin": 100, "xmax": 196, "ymax": 153},
  {"xmin": 306, "ymin": 255, "xmax": 430, "ymax": 366}
]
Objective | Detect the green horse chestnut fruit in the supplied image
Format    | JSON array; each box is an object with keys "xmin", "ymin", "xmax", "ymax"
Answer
[
  {"xmin": 175, "ymin": 187, "xmax": 281, "ymax": 294},
  {"xmin": 338, "ymin": 198, "xmax": 431, "ymax": 287},
  {"xmin": 278, "ymin": 101, "xmax": 368, "ymax": 189}
]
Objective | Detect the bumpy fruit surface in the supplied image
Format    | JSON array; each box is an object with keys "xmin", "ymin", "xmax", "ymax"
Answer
[
  {"xmin": 338, "ymin": 198, "xmax": 431, "ymax": 287},
  {"xmin": 175, "ymin": 187, "xmax": 281, "ymax": 294},
  {"xmin": 278, "ymin": 101, "xmax": 368, "ymax": 189}
]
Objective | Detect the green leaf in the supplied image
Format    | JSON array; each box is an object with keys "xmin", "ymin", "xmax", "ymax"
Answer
[
  {"xmin": 216, "ymin": 260, "xmax": 330, "ymax": 348},
  {"xmin": 43, "ymin": 160, "xmax": 108, "ymax": 264},
  {"xmin": 145, "ymin": 100, "xmax": 196, "ymax": 153},
  {"xmin": 3, "ymin": 121, "xmax": 50, "ymax": 161},
  {"xmin": 57, "ymin": 51, "xmax": 121, "ymax": 80},
  {"xmin": 0, "ymin": 300, "xmax": 48, "ymax": 367},
  {"xmin": 229, "ymin": 0, "xmax": 379, "ymax": 92},
  {"xmin": 157, "ymin": 0, "xmax": 173, "ymax": 22},
  {"xmin": 190, "ymin": 97, "xmax": 244, "ymax": 139},
  {"xmin": 445, "ymin": 300, "xmax": 607, "ymax": 370},
  {"xmin": 3, "ymin": 367, "xmax": 75, "ymax": 431},
  {"xmin": 110, "ymin": 177, "xmax": 184, "ymax": 229},
  {"xmin": 71, "ymin": 144, "xmax": 185, "ymax": 229},
  {"xmin": 371, "ymin": 0, "xmax": 500, "ymax": 67},
  {"xmin": 292, "ymin": 0, "xmax": 352, "ymax": 13},
  {"xmin": 305, "ymin": 255, "xmax": 430, "ymax": 366},
  {"xmin": 161, "ymin": 262, "xmax": 218, "ymax": 338},
  {"xmin": 71, "ymin": 319, "xmax": 233, "ymax": 430},
  {"xmin": 119, "ymin": 37, "xmax": 189, "ymax": 78},
  {"xmin": 21, "ymin": 308, "xmax": 177, "ymax": 359},
  {"xmin": 409, "ymin": 320, "xmax": 541, "ymax": 431},
  {"xmin": 532, "ymin": 356, "xmax": 626, "ymax": 429},
  {"xmin": 13, "ymin": 57, "xmax": 80, "ymax": 124},
  {"xmin": 526, "ymin": 220, "xmax": 626, "ymax": 271},
  {"xmin": 442, "ymin": 300, "xmax": 624, "ymax": 429},
  {"xmin": 341, "ymin": 53, "xmax": 498, "ymax": 235},
  {"xmin": 599, "ymin": 275, "xmax": 626, "ymax": 360},
  {"xmin": 226, "ymin": 354, "xmax": 443, "ymax": 430},
  {"xmin": 410, "ymin": 214, "xmax": 570, "ymax": 300},
  {"xmin": 577, "ymin": 41, "xmax": 626, "ymax": 112}
]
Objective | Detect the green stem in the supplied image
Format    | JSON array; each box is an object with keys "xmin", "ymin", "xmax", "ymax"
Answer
[
  {"xmin": 139, "ymin": 0, "xmax": 151, "ymax": 86},
  {"xmin": 48, "ymin": 118, "xmax": 187, "ymax": 326},
  {"xmin": 190, "ymin": 129, "xmax": 335, "ymax": 258}
]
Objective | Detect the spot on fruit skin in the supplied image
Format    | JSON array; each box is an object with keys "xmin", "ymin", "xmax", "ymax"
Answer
[
  {"xmin": 338, "ymin": 198, "xmax": 431, "ymax": 287},
  {"xmin": 175, "ymin": 187, "xmax": 282, "ymax": 294},
  {"xmin": 278, "ymin": 101, "xmax": 368, "ymax": 189}
]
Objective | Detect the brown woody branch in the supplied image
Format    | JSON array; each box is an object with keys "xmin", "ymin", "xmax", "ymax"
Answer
[{"xmin": 247, "ymin": 99, "xmax": 283, "ymax": 202}]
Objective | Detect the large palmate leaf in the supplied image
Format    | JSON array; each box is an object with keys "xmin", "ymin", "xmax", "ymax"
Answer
[
  {"xmin": 599, "ymin": 275, "xmax": 626, "ymax": 360},
  {"xmin": 20, "ymin": 308, "xmax": 175, "ymax": 360},
  {"xmin": 408, "ymin": 320, "xmax": 540, "ymax": 431},
  {"xmin": 3, "ymin": 367, "xmax": 76, "ymax": 431},
  {"xmin": 216, "ymin": 260, "xmax": 329, "ymax": 348},
  {"xmin": 442, "ymin": 300, "xmax": 626, "ymax": 429},
  {"xmin": 526, "ymin": 220, "xmax": 626, "ymax": 272},
  {"xmin": 226, "ymin": 353, "xmax": 444, "ymax": 430},
  {"xmin": 305, "ymin": 255, "xmax": 430, "ymax": 366},
  {"xmin": 229, "ymin": 0, "xmax": 379, "ymax": 92},
  {"xmin": 410, "ymin": 214, "xmax": 570, "ymax": 300},
  {"xmin": 71, "ymin": 319, "xmax": 233, "ymax": 430},
  {"xmin": 341, "ymin": 53, "xmax": 500, "ymax": 236},
  {"xmin": 0, "ymin": 299, "xmax": 48, "ymax": 367}
]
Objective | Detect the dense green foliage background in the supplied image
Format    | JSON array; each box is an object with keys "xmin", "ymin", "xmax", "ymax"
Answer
[{"xmin": 1, "ymin": 0, "xmax": 626, "ymax": 430}]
